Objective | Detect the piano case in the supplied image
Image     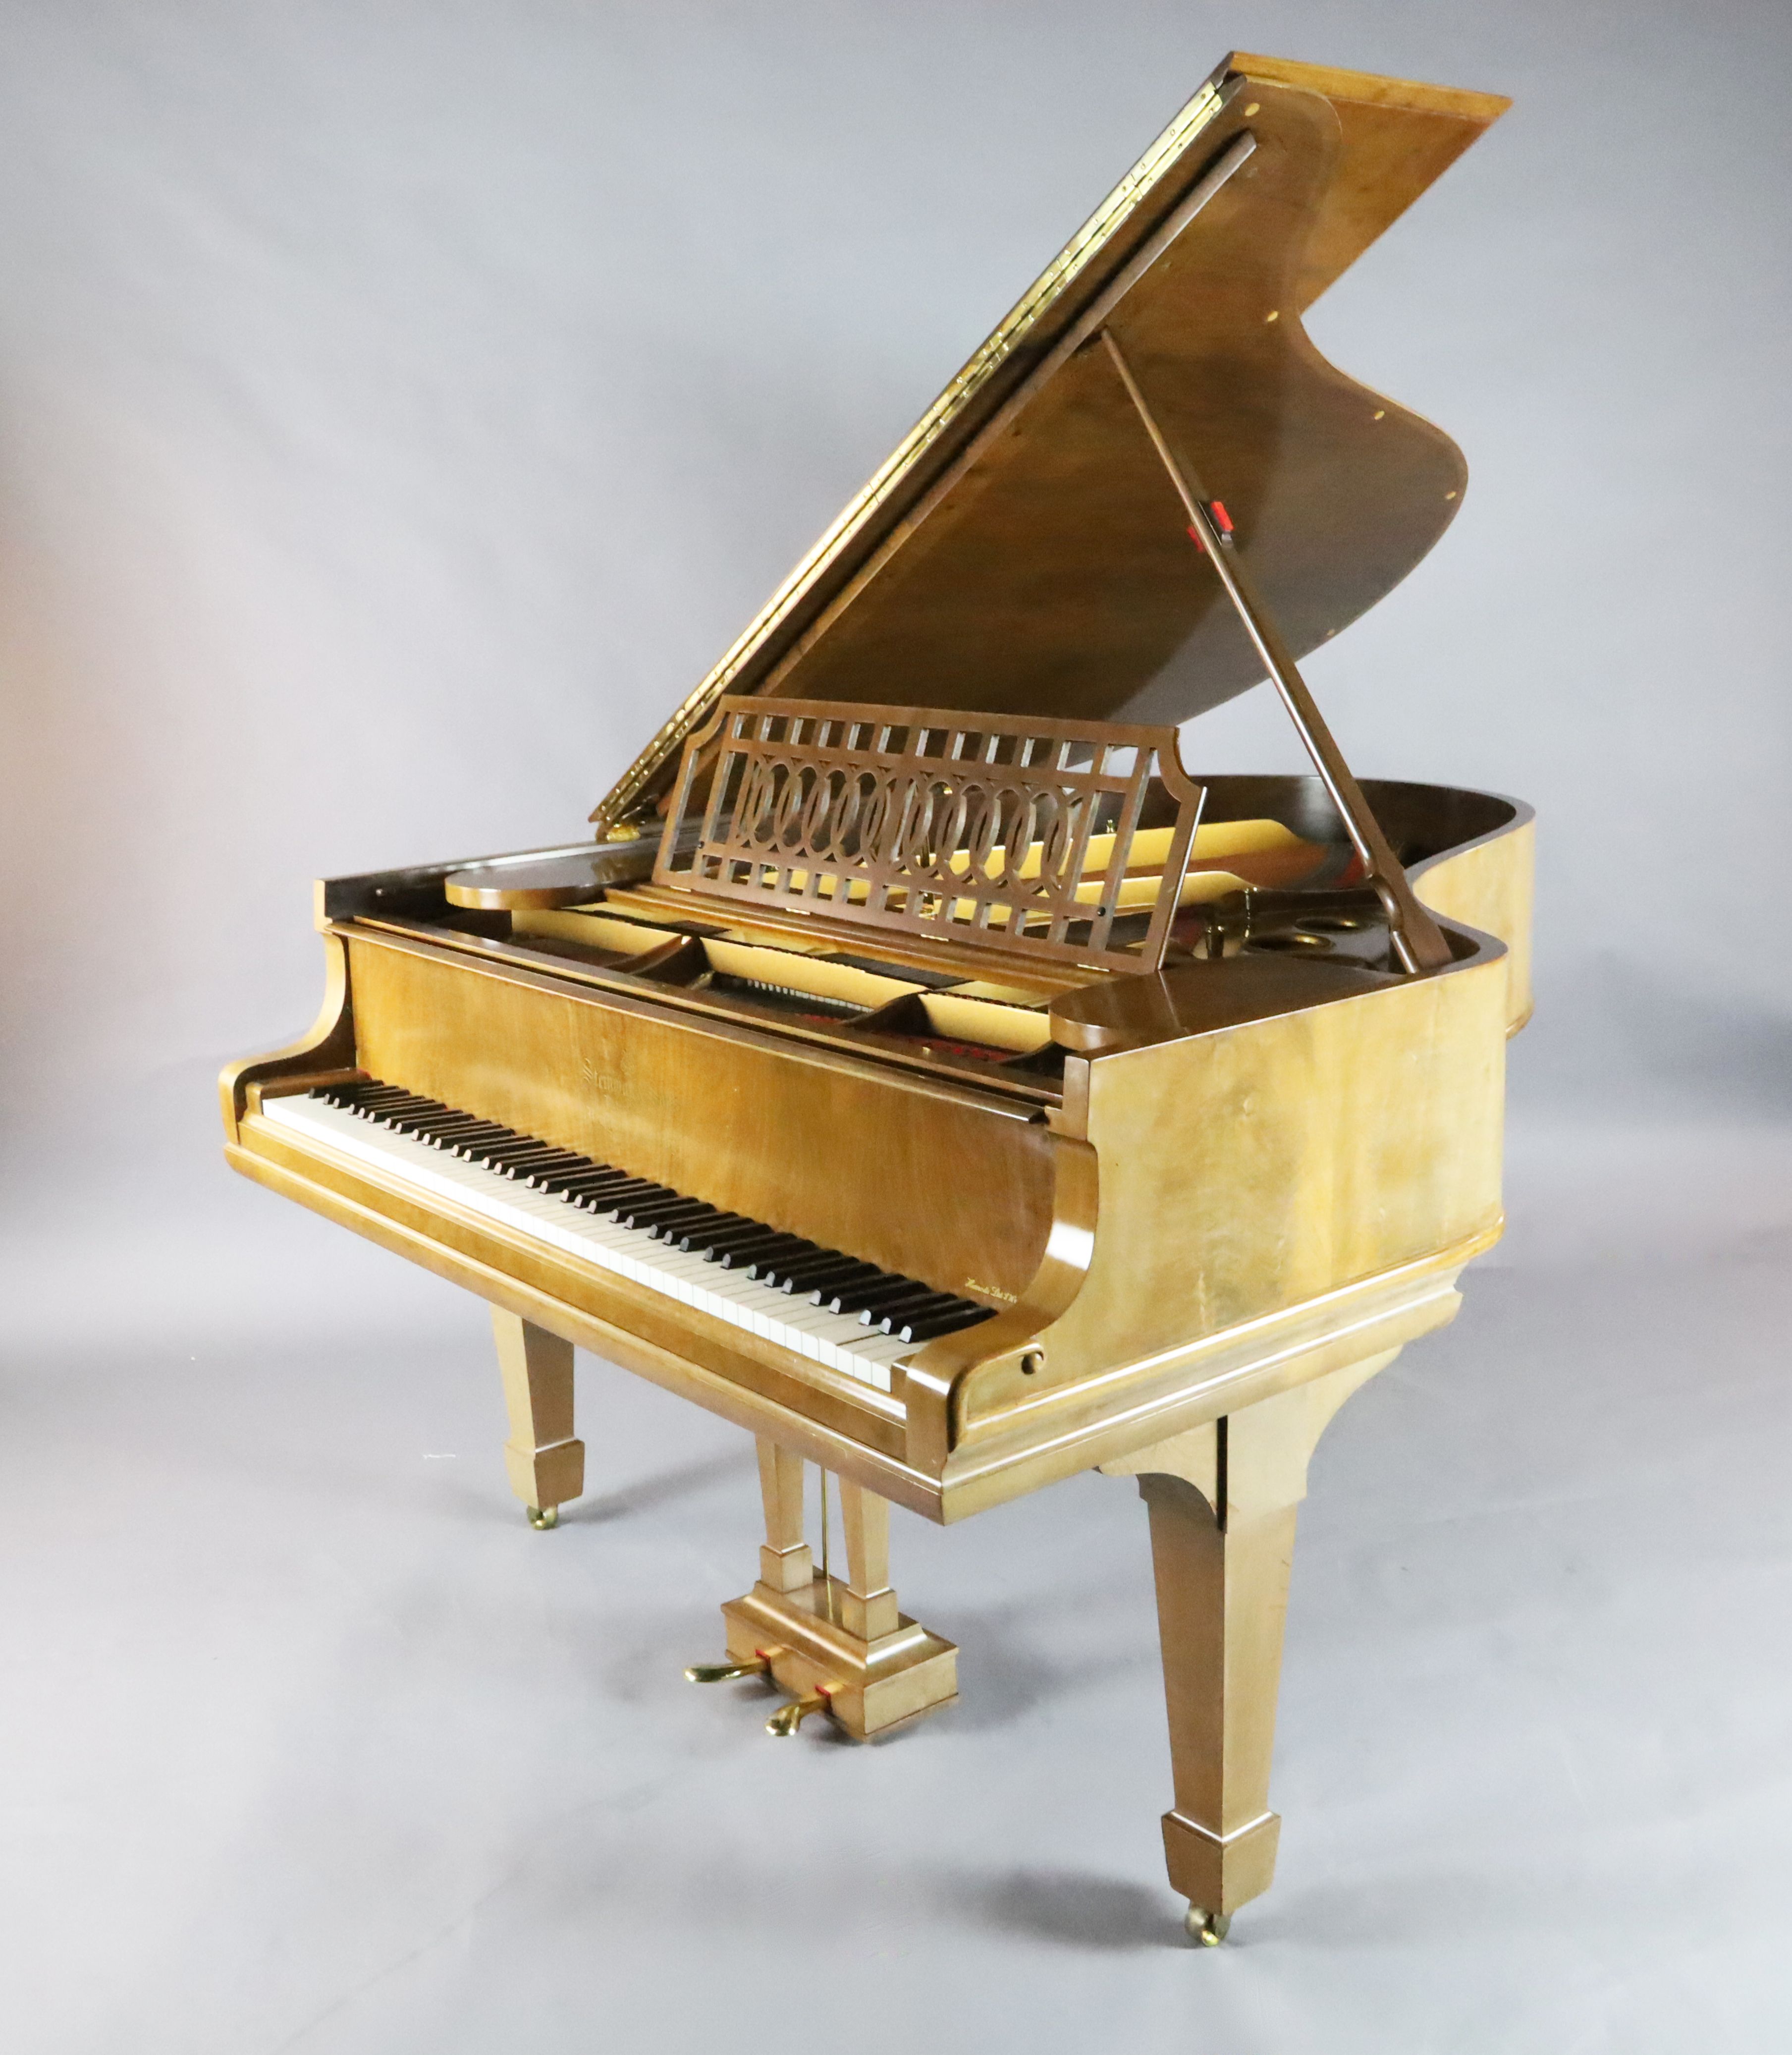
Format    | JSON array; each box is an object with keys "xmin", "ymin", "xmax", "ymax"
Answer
[{"xmin": 221, "ymin": 49, "xmax": 1527, "ymax": 1945}]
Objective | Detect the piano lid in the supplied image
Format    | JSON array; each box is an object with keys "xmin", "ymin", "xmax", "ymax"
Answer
[{"xmin": 593, "ymin": 53, "xmax": 1509, "ymax": 831}]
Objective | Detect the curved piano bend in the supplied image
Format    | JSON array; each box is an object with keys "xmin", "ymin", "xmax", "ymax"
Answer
[{"xmin": 220, "ymin": 48, "xmax": 1520, "ymax": 1947}]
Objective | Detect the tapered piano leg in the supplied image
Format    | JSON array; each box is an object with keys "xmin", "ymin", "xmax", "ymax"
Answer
[
  {"xmin": 491, "ymin": 1307, "xmax": 585, "ymax": 1529},
  {"xmin": 1102, "ymin": 1348, "xmax": 1399, "ymax": 1942},
  {"xmin": 692, "ymin": 1440, "xmax": 957, "ymax": 1737},
  {"xmin": 1137, "ymin": 1470, "xmax": 1293, "ymax": 1942}
]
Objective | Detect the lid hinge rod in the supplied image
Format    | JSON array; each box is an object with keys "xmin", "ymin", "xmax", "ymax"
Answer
[{"xmin": 1098, "ymin": 327, "xmax": 1452, "ymax": 976}]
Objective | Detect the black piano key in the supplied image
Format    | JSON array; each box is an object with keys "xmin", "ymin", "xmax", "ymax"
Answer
[
  {"xmin": 456, "ymin": 1136, "xmax": 528, "ymax": 1162},
  {"xmin": 762, "ymin": 1250, "xmax": 861, "ymax": 1291},
  {"xmin": 891, "ymin": 1305, "xmax": 996, "ymax": 1344},
  {"xmin": 563, "ymin": 1173, "xmax": 658, "ymax": 1206},
  {"xmin": 697, "ymin": 1210, "xmax": 772, "ymax": 1238},
  {"xmin": 782, "ymin": 1259, "xmax": 884, "ymax": 1297},
  {"xmin": 644, "ymin": 1204, "xmax": 733, "ymax": 1242},
  {"xmin": 668, "ymin": 1214, "xmax": 758, "ymax": 1251},
  {"xmin": 821, "ymin": 1275, "xmax": 930, "ymax": 1317},
  {"xmin": 399, "ymin": 1112, "xmax": 489, "ymax": 1140},
  {"xmin": 519, "ymin": 1153, "xmax": 601, "ymax": 1188},
  {"xmin": 806, "ymin": 1265, "xmax": 898, "ymax": 1310},
  {"xmin": 611, "ymin": 1195, "xmax": 708, "ymax": 1230},
  {"xmin": 533, "ymin": 1164, "xmax": 626, "ymax": 1196},
  {"xmin": 740, "ymin": 1233, "xmax": 814, "ymax": 1282},
  {"xmin": 658, "ymin": 1211, "xmax": 756, "ymax": 1248},
  {"xmin": 879, "ymin": 1294, "xmax": 979, "ymax": 1335},
  {"xmin": 468, "ymin": 1138, "xmax": 553, "ymax": 1167},
  {"xmin": 565, "ymin": 1176, "xmax": 662, "ymax": 1210},
  {"xmin": 489, "ymin": 1146, "xmax": 571, "ymax": 1176},
  {"xmin": 685, "ymin": 1221, "xmax": 788, "ymax": 1258},
  {"xmin": 586, "ymin": 1178, "xmax": 680, "ymax": 1213},
  {"xmin": 360, "ymin": 1096, "xmax": 445, "ymax": 1125},
  {"xmin": 445, "ymin": 1125, "xmax": 525, "ymax": 1155},
  {"xmin": 441, "ymin": 1136, "xmax": 517, "ymax": 1160},
  {"xmin": 382, "ymin": 1115, "xmax": 468, "ymax": 1141},
  {"xmin": 856, "ymin": 1280, "xmax": 948, "ymax": 1320},
  {"xmin": 645, "ymin": 1200, "xmax": 737, "ymax": 1235},
  {"xmin": 868, "ymin": 1291, "xmax": 961, "ymax": 1331},
  {"xmin": 520, "ymin": 1145, "xmax": 597, "ymax": 1171},
  {"xmin": 380, "ymin": 1106, "xmax": 467, "ymax": 1136},
  {"xmin": 678, "ymin": 1211, "xmax": 776, "ymax": 1245},
  {"xmin": 732, "ymin": 1235, "xmax": 824, "ymax": 1275},
  {"xmin": 781, "ymin": 1249, "xmax": 883, "ymax": 1282},
  {"xmin": 331, "ymin": 1083, "xmax": 410, "ymax": 1111},
  {"xmin": 761, "ymin": 1244, "xmax": 857, "ymax": 1281}
]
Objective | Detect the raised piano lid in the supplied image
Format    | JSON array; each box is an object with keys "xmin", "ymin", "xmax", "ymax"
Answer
[{"xmin": 591, "ymin": 52, "xmax": 1509, "ymax": 835}]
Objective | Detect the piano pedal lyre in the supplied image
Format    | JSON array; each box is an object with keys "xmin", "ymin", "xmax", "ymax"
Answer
[{"xmin": 685, "ymin": 1440, "xmax": 957, "ymax": 1741}]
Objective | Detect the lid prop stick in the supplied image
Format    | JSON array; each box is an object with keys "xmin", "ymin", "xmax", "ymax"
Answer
[{"xmin": 1099, "ymin": 326, "xmax": 1452, "ymax": 976}]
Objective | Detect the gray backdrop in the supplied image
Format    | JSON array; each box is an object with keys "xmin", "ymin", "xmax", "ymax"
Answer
[{"xmin": 1, "ymin": 3, "xmax": 1788, "ymax": 2050}]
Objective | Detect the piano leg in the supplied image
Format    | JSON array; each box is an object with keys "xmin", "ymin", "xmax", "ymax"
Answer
[
  {"xmin": 490, "ymin": 1307, "xmax": 586, "ymax": 1529},
  {"xmin": 698, "ymin": 1441, "xmax": 957, "ymax": 1739},
  {"xmin": 1136, "ymin": 1469, "xmax": 1292, "ymax": 1944},
  {"xmin": 1107, "ymin": 1348, "xmax": 1398, "ymax": 1943}
]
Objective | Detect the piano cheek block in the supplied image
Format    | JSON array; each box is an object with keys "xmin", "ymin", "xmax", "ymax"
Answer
[{"xmin": 222, "ymin": 46, "xmax": 1525, "ymax": 1947}]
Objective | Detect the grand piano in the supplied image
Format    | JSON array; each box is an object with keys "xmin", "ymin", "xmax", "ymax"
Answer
[{"xmin": 221, "ymin": 51, "xmax": 1527, "ymax": 1944}]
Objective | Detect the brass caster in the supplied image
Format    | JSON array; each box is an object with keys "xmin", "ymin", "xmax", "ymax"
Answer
[
  {"xmin": 766, "ymin": 1687, "xmax": 833, "ymax": 1737},
  {"xmin": 685, "ymin": 1652, "xmax": 774, "ymax": 1685},
  {"xmin": 1184, "ymin": 1906, "xmax": 1231, "ymax": 1947},
  {"xmin": 527, "ymin": 1504, "xmax": 559, "ymax": 1531}
]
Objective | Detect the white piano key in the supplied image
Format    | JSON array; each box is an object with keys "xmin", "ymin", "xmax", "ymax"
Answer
[{"xmin": 258, "ymin": 1093, "xmax": 915, "ymax": 1393}]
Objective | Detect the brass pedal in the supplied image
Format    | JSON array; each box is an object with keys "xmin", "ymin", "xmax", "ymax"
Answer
[
  {"xmin": 766, "ymin": 1686, "xmax": 834, "ymax": 1737},
  {"xmin": 684, "ymin": 1646, "xmax": 781, "ymax": 1685}
]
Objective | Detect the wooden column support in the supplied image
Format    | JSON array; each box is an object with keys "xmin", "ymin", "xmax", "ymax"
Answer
[
  {"xmin": 1101, "ymin": 1348, "xmax": 1397, "ymax": 1933},
  {"xmin": 837, "ymin": 1478, "xmax": 900, "ymax": 1642},
  {"xmin": 492, "ymin": 1307, "xmax": 585, "ymax": 1527},
  {"xmin": 756, "ymin": 1439, "xmax": 814, "ymax": 1594}
]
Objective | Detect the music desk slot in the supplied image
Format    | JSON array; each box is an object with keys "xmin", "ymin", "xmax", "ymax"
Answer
[{"xmin": 855, "ymin": 990, "xmax": 1056, "ymax": 1061}]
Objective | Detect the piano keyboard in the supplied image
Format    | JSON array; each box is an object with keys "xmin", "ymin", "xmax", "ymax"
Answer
[{"xmin": 257, "ymin": 1080, "xmax": 995, "ymax": 1394}]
